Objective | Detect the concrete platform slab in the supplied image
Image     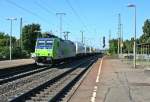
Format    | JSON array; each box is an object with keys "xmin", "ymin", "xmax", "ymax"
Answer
[
  {"xmin": 69, "ymin": 56, "xmax": 150, "ymax": 102},
  {"xmin": 0, "ymin": 59, "xmax": 35, "ymax": 69}
]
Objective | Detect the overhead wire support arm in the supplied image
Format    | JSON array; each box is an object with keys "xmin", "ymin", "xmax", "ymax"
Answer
[{"xmin": 56, "ymin": 13, "xmax": 66, "ymax": 39}]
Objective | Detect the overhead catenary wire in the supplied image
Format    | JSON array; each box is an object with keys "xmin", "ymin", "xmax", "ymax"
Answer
[
  {"xmin": 65, "ymin": 0, "xmax": 90, "ymax": 33},
  {"xmin": 33, "ymin": 0, "xmax": 58, "ymax": 29},
  {"xmin": 36, "ymin": 0, "xmax": 73, "ymax": 24},
  {"xmin": 39, "ymin": 0, "xmax": 59, "ymax": 13},
  {"xmin": 33, "ymin": 0, "xmax": 56, "ymax": 15},
  {"xmin": 5, "ymin": 0, "xmax": 50, "ymax": 25},
  {"xmin": 33, "ymin": 0, "xmax": 73, "ymax": 33},
  {"xmin": 33, "ymin": 0, "xmax": 87, "ymax": 34},
  {"xmin": 74, "ymin": 1, "xmax": 95, "ymax": 33}
]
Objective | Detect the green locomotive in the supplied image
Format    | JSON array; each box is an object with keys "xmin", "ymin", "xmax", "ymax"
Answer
[{"xmin": 34, "ymin": 38, "xmax": 76, "ymax": 65}]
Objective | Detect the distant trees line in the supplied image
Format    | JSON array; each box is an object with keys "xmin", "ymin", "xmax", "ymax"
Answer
[
  {"xmin": 109, "ymin": 19, "xmax": 150, "ymax": 55},
  {"xmin": 0, "ymin": 23, "xmax": 56, "ymax": 60}
]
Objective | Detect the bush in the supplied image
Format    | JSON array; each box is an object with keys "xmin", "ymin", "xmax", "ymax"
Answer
[
  {"xmin": 0, "ymin": 47, "xmax": 9, "ymax": 60},
  {"xmin": 21, "ymin": 50, "xmax": 30, "ymax": 58},
  {"xmin": 12, "ymin": 47, "xmax": 30, "ymax": 59},
  {"xmin": 12, "ymin": 47, "xmax": 22, "ymax": 59},
  {"xmin": 0, "ymin": 47, "xmax": 29, "ymax": 60}
]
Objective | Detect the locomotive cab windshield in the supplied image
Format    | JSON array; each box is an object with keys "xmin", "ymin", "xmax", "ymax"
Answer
[
  {"xmin": 45, "ymin": 40, "xmax": 53, "ymax": 49},
  {"xmin": 37, "ymin": 40, "xmax": 45, "ymax": 46},
  {"xmin": 35, "ymin": 38, "xmax": 54, "ymax": 59},
  {"xmin": 36, "ymin": 39, "xmax": 53, "ymax": 49}
]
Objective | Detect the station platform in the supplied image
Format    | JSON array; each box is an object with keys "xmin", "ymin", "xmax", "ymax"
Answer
[
  {"xmin": 69, "ymin": 56, "xmax": 150, "ymax": 102},
  {"xmin": 0, "ymin": 59, "xmax": 35, "ymax": 69}
]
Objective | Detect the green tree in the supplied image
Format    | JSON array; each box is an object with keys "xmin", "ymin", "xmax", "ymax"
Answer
[
  {"xmin": 22, "ymin": 23, "xmax": 41, "ymax": 53},
  {"xmin": 42, "ymin": 32, "xmax": 58, "ymax": 38},
  {"xmin": 123, "ymin": 38, "xmax": 134, "ymax": 53},
  {"xmin": 0, "ymin": 32, "xmax": 16, "ymax": 47},
  {"xmin": 0, "ymin": 32, "xmax": 19, "ymax": 59},
  {"xmin": 140, "ymin": 19, "xmax": 150, "ymax": 43},
  {"xmin": 109, "ymin": 39, "xmax": 118, "ymax": 54},
  {"xmin": 0, "ymin": 32, "xmax": 9, "ymax": 47}
]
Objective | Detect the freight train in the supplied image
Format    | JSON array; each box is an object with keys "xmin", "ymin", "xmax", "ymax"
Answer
[{"xmin": 33, "ymin": 37, "xmax": 100, "ymax": 65}]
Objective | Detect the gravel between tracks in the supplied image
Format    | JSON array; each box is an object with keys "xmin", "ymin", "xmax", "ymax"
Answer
[
  {"xmin": 28, "ymin": 68, "xmax": 85, "ymax": 102},
  {"xmin": 0, "ymin": 58, "xmax": 88, "ymax": 102},
  {"xmin": 16, "ymin": 56, "xmax": 97, "ymax": 102}
]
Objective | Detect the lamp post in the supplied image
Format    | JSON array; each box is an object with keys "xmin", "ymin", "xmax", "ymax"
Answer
[
  {"xmin": 118, "ymin": 13, "xmax": 121, "ymax": 55},
  {"xmin": 121, "ymin": 24, "xmax": 123, "ymax": 54},
  {"xmin": 127, "ymin": 4, "xmax": 137, "ymax": 68},
  {"xmin": 20, "ymin": 17, "xmax": 23, "ymax": 50},
  {"xmin": 6, "ymin": 18, "xmax": 17, "ymax": 60}
]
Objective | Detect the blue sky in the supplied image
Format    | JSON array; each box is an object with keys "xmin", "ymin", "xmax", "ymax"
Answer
[{"xmin": 0, "ymin": 0, "xmax": 149, "ymax": 49}]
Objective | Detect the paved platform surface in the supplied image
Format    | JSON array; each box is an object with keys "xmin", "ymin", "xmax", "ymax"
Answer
[
  {"xmin": 69, "ymin": 56, "xmax": 150, "ymax": 102},
  {"xmin": 0, "ymin": 59, "xmax": 35, "ymax": 69}
]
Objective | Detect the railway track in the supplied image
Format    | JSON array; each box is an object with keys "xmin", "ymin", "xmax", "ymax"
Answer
[
  {"xmin": 27, "ymin": 61, "xmax": 93, "ymax": 102},
  {"xmin": 0, "ymin": 59, "xmax": 76, "ymax": 85},
  {"xmin": 0, "ymin": 64, "xmax": 41, "ymax": 84},
  {"xmin": 0, "ymin": 66, "xmax": 49, "ymax": 85},
  {"xmin": 0, "ymin": 56, "xmax": 98, "ymax": 102},
  {"xmin": 0, "ymin": 64, "xmax": 38, "ymax": 78},
  {"xmin": 9, "ymin": 56, "xmax": 97, "ymax": 102}
]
